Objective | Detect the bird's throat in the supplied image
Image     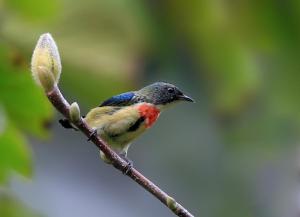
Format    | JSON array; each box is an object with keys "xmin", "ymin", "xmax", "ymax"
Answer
[{"xmin": 138, "ymin": 103, "xmax": 160, "ymax": 128}]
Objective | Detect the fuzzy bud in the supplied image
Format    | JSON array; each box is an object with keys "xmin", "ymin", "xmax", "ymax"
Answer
[
  {"xmin": 69, "ymin": 102, "xmax": 81, "ymax": 123},
  {"xmin": 31, "ymin": 33, "xmax": 61, "ymax": 90},
  {"xmin": 36, "ymin": 66, "xmax": 55, "ymax": 92}
]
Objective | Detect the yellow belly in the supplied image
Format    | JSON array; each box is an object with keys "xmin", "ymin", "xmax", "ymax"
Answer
[{"xmin": 84, "ymin": 105, "xmax": 146, "ymax": 152}]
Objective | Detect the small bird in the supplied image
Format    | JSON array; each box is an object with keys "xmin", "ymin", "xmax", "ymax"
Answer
[{"xmin": 59, "ymin": 82, "xmax": 194, "ymax": 165}]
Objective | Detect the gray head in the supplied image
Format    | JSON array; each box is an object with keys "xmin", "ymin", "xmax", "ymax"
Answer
[{"xmin": 137, "ymin": 82, "xmax": 194, "ymax": 106}]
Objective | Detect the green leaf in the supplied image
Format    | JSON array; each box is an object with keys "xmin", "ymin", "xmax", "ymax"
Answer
[
  {"xmin": 0, "ymin": 44, "xmax": 52, "ymax": 183},
  {"xmin": 0, "ymin": 119, "xmax": 32, "ymax": 183},
  {"xmin": 0, "ymin": 47, "xmax": 53, "ymax": 138}
]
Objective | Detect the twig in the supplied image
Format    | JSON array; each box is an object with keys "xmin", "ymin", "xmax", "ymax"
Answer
[{"xmin": 46, "ymin": 85, "xmax": 194, "ymax": 217}]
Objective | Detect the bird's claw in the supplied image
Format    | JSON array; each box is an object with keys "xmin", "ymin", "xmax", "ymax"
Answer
[
  {"xmin": 119, "ymin": 153, "xmax": 133, "ymax": 175},
  {"xmin": 123, "ymin": 161, "xmax": 133, "ymax": 175},
  {"xmin": 87, "ymin": 129, "xmax": 97, "ymax": 141}
]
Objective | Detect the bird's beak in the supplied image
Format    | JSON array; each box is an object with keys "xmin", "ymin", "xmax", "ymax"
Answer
[{"xmin": 178, "ymin": 94, "xmax": 195, "ymax": 102}]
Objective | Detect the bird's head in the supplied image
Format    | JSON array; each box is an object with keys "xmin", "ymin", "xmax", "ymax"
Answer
[{"xmin": 137, "ymin": 82, "xmax": 194, "ymax": 110}]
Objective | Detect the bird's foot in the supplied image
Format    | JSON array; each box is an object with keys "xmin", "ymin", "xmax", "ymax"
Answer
[
  {"xmin": 123, "ymin": 161, "xmax": 133, "ymax": 175},
  {"xmin": 119, "ymin": 153, "xmax": 133, "ymax": 175},
  {"xmin": 87, "ymin": 129, "xmax": 97, "ymax": 141}
]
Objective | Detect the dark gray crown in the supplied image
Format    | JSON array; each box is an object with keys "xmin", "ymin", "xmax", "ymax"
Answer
[{"xmin": 137, "ymin": 82, "xmax": 194, "ymax": 105}]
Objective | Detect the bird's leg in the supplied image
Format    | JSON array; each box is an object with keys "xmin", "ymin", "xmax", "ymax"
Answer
[
  {"xmin": 87, "ymin": 129, "xmax": 97, "ymax": 141},
  {"xmin": 119, "ymin": 151, "xmax": 133, "ymax": 174}
]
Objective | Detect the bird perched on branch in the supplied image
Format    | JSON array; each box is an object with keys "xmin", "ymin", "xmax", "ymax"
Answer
[{"xmin": 59, "ymin": 82, "xmax": 194, "ymax": 165}]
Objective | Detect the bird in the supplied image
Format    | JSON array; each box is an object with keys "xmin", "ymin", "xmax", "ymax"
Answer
[{"xmin": 59, "ymin": 82, "xmax": 194, "ymax": 167}]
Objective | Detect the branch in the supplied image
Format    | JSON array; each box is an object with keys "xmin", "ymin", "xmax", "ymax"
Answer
[
  {"xmin": 31, "ymin": 33, "xmax": 194, "ymax": 217},
  {"xmin": 47, "ymin": 86, "xmax": 194, "ymax": 217}
]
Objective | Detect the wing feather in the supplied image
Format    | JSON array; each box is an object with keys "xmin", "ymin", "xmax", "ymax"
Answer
[{"xmin": 99, "ymin": 92, "xmax": 135, "ymax": 107}]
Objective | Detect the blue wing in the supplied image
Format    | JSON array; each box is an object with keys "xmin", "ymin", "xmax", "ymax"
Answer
[{"xmin": 99, "ymin": 92, "xmax": 135, "ymax": 107}]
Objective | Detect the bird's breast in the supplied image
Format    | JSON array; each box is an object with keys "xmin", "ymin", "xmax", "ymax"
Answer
[{"xmin": 137, "ymin": 103, "xmax": 160, "ymax": 128}]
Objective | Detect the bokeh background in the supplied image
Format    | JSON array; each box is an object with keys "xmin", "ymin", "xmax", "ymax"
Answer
[{"xmin": 1, "ymin": 0, "xmax": 300, "ymax": 217}]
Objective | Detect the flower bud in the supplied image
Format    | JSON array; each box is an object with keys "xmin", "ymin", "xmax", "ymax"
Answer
[
  {"xmin": 31, "ymin": 33, "xmax": 61, "ymax": 90},
  {"xmin": 166, "ymin": 196, "xmax": 177, "ymax": 211},
  {"xmin": 69, "ymin": 102, "xmax": 81, "ymax": 123},
  {"xmin": 36, "ymin": 66, "xmax": 55, "ymax": 92}
]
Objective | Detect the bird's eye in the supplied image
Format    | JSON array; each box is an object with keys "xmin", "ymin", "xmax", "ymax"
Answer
[{"xmin": 167, "ymin": 87, "xmax": 175, "ymax": 93}]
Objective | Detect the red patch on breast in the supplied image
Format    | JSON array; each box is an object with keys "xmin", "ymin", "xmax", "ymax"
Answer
[{"xmin": 138, "ymin": 103, "xmax": 160, "ymax": 128}]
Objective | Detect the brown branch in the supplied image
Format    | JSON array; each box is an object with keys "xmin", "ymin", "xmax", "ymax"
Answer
[{"xmin": 46, "ymin": 85, "xmax": 194, "ymax": 217}]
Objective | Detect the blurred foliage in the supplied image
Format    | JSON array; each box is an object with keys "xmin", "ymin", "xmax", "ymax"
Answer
[
  {"xmin": 160, "ymin": 0, "xmax": 300, "ymax": 149},
  {"xmin": 0, "ymin": 43, "xmax": 53, "ymax": 184},
  {"xmin": 0, "ymin": 190, "xmax": 42, "ymax": 217},
  {"xmin": 0, "ymin": 0, "xmax": 54, "ymax": 216},
  {"xmin": 0, "ymin": 119, "xmax": 32, "ymax": 183},
  {"xmin": 4, "ymin": 0, "xmax": 59, "ymax": 21},
  {"xmin": 1, "ymin": 0, "xmax": 155, "ymax": 105}
]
